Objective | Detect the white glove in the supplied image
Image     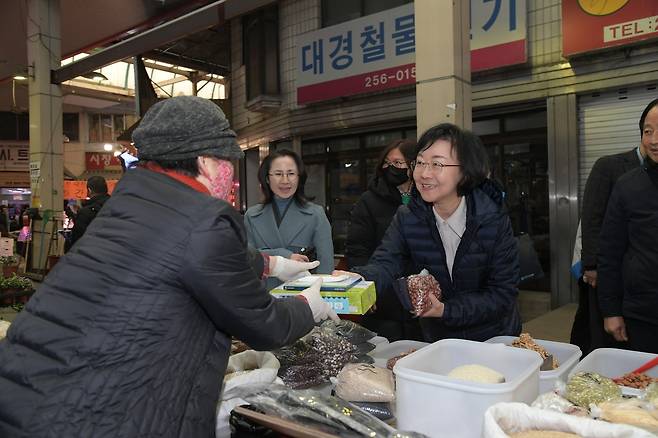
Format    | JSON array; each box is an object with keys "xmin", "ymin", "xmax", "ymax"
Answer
[
  {"xmin": 269, "ymin": 256, "xmax": 320, "ymax": 281},
  {"xmin": 299, "ymin": 278, "xmax": 339, "ymax": 322}
]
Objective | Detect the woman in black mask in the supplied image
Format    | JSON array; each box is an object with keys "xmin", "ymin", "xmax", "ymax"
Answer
[{"xmin": 346, "ymin": 138, "xmax": 421, "ymax": 341}]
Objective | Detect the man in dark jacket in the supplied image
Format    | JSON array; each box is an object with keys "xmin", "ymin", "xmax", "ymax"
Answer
[
  {"xmin": 0, "ymin": 96, "xmax": 335, "ymax": 438},
  {"xmin": 597, "ymin": 98, "xmax": 658, "ymax": 354},
  {"xmin": 67, "ymin": 175, "xmax": 111, "ymax": 251},
  {"xmin": 571, "ymin": 148, "xmax": 643, "ymax": 352}
]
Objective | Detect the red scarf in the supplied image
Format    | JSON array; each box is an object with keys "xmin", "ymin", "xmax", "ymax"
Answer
[{"xmin": 144, "ymin": 162, "xmax": 210, "ymax": 195}]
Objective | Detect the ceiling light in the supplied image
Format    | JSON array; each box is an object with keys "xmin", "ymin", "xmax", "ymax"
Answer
[{"xmin": 103, "ymin": 143, "xmax": 113, "ymax": 151}]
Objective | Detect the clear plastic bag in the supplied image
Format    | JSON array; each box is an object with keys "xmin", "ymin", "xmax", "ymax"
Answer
[
  {"xmin": 566, "ymin": 372, "xmax": 622, "ymax": 408},
  {"xmin": 406, "ymin": 269, "xmax": 442, "ymax": 316},
  {"xmin": 334, "ymin": 363, "xmax": 395, "ymax": 402},
  {"xmin": 591, "ymin": 399, "xmax": 658, "ymax": 434},
  {"xmin": 273, "ymin": 327, "xmax": 358, "ymax": 387},
  {"xmin": 320, "ymin": 319, "xmax": 377, "ymax": 345},
  {"xmin": 236, "ymin": 384, "xmax": 427, "ymax": 438}
]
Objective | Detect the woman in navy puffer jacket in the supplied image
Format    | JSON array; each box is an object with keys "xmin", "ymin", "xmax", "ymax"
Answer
[{"xmin": 351, "ymin": 123, "xmax": 522, "ymax": 342}]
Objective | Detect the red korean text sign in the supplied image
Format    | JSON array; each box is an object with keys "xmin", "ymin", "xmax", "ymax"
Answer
[
  {"xmin": 563, "ymin": 0, "xmax": 658, "ymax": 56},
  {"xmin": 85, "ymin": 152, "xmax": 122, "ymax": 171}
]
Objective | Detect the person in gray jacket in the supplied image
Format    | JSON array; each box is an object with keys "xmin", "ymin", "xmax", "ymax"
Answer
[
  {"xmin": 0, "ymin": 96, "xmax": 335, "ymax": 438},
  {"xmin": 245, "ymin": 149, "xmax": 335, "ymax": 290}
]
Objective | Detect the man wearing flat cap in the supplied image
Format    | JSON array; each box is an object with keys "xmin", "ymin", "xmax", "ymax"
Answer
[{"xmin": 0, "ymin": 96, "xmax": 336, "ymax": 438}]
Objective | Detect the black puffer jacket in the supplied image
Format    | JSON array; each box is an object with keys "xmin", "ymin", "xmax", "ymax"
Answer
[
  {"xmin": 0, "ymin": 168, "xmax": 314, "ymax": 438},
  {"xmin": 354, "ymin": 181, "xmax": 521, "ymax": 342},
  {"xmin": 69, "ymin": 192, "xmax": 111, "ymax": 249},
  {"xmin": 345, "ymin": 175, "xmax": 404, "ymax": 268}
]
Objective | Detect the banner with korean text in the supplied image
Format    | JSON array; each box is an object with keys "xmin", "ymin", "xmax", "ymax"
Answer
[
  {"xmin": 297, "ymin": 1, "xmax": 527, "ymax": 105},
  {"xmin": 64, "ymin": 180, "xmax": 117, "ymax": 200},
  {"xmin": 563, "ymin": 0, "xmax": 658, "ymax": 57}
]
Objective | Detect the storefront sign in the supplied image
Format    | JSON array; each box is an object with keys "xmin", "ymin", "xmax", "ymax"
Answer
[
  {"xmin": 471, "ymin": 0, "xmax": 527, "ymax": 71},
  {"xmin": 0, "ymin": 172, "xmax": 31, "ymax": 187},
  {"xmin": 85, "ymin": 152, "xmax": 122, "ymax": 171},
  {"xmin": 563, "ymin": 0, "xmax": 658, "ymax": 56},
  {"xmin": 0, "ymin": 143, "xmax": 29, "ymax": 171},
  {"xmin": 296, "ymin": 1, "xmax": 527, "ymax": 104},
  {"xmin": 64, "ymin": 180, "xmax": 118, "ymax": 199}
]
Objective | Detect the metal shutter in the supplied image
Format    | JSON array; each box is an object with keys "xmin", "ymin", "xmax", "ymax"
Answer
[{"xmin": 578, "ymin": 84, "xmax": 657, "ymax": 199}]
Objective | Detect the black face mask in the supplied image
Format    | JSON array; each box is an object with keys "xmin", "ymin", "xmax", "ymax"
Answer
[{"xmin": 383, "ymin": 166, "xmax": 409, "ymax": 187}]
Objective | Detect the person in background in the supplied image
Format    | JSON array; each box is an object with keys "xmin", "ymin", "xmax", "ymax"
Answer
[
  {"xmin": 573, "ymin": 103, "xmax": 648, "ymax": 353},
  {"xmin": 342, "ymin": 123, "xmax": 521, "ymax": 342},
  {"xmin": 244, "ymin": 149, "xmax": 334, "ymax": 290},
  {"xmin": 345, "ymin": 139, "xmax": 422, "ymax": 341},
  {"xmin": 597, "ymin": 98, "xmax": 658, "ymax": 354},
  {"xmin": 67, "ymin": 175, "xmax": 111, "ymax": 251},
  {"xmin": 0, "ymin": 96, "xmax": 336, "ymax": 438}
]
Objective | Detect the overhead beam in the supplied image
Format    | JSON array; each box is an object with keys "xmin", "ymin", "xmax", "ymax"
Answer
[
  {"xmin": 51, "ymin": 0, "xmax": 226, "ymax": 84},
  {"xmin": 145, "ymin": 49, "xmax": 229, "ymax": 76},
  {"xmin": 157, "ymin": 73, "xmax": 224, "ymax": 87}
]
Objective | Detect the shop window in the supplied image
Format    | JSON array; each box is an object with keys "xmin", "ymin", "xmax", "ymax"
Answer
[
  {"xmin": 327, "ymin": 137, "xmax": 359, "ymax": 153},
  {"xmin": 113, "ymin": 114, "xmax": 125, "ymax": 138},
  {"xmin": 270, "ymin": 140, "xmax": 292, "ymax": 153},
  {"xmin": 302, "ymin": 127, "xmax": 415, "ymax": 254},
  {"xmin": 88, "ymin": 113, "xmax": 132, "ymax": 143},
  {"xmin": 0, "ymin": 112, "xmax": 20, "ymax": 140},
  {"xmin": 243, "ymin": 5, "xmax": 280, "ymax": 107},
  {"xmin": 63, "ymin": 113, "xmax": 79, "ymax": 142},
  {"xmin": 505, "ymin": 112, "xmax": 547, "ymax": 131},
  {"xmin": 17, "ymin": 113, "xmax": 29, "ymax": 140},
  {"xmin": 302, "ymin": 142, "xmax": 327, "ymax": 156},
  {"xmin": 322, "ymin": 0, "xmax": 412, "ymax": 27},
  {"xmin": 364, "ymin": 130, "xmax": 403, "ymax": 148},
  {"xmin": 477, "ymin": 112, "xmax": 550, "ymax": 293}
]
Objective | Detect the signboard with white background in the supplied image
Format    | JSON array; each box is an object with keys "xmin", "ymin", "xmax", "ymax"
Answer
[{"xmin": 297, "ymin": 1, "xmax": 527, "ymax": 105}]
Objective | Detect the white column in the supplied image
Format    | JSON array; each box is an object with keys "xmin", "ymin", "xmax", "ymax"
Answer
[
  {"xmin": 27, "ymin": 0, "xmax": 63, "ymax": 267},
  {"xmin": 415, "ymin": 0, "xmax": 471, "ymax": 135}
]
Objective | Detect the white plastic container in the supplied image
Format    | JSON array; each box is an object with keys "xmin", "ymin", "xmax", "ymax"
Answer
[
  {"xmin": 393, "ymin": 339, "xmax": 542, "ymax": 438},
  {"xmin": 569, "ymin": 348, "xmax": 658, "ymax": 396},
  {"xmin": 367, "ymin": 340, "xmax": 429, "ymax": 368},
  {"xmin": 485, "ymin": 336, "xmax": 582, "ymax": 394}
]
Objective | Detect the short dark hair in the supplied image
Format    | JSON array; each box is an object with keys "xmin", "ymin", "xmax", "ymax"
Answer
[
  {"xmin": 148, "ymin": 158, "xmax": 200, "ymax": 176},
  {"xmin": 257, "ymin": 149, "xmax": 310, "ymax": 206},
  {"xmin": 87, "ymin": 176, "xmax": 108, "ymax": 195},
  {"xmin": 375, "ymin": 138, "xmax": 416, "ymax": 178},
  {"xmin": 415, "ymin": 123, "xmax": 489, "ymax": 196},
  {"xmin": 640, "ymin": 98, "xmax": 658, "ymax": 135}
]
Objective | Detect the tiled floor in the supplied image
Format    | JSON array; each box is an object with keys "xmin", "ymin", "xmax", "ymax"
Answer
[{"xmin": 518, "ymin": 290, "xmax": 577, "ymax": 343}]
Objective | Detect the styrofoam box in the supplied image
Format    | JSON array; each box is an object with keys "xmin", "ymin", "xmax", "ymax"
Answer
[
  {"xmin": 393, "ymin": 339, "xmax": 542, "ymax": 438},
  {"xmin": 485, "ymin": 336, "xmax": 582, "ymax": 394},
  {"xmin": 569, "ymin": 348, "xmax": 658, "ymax": 396},
  {"xmin": 367, "ymin": 340, "xmax": 429, "ymax": 368}
]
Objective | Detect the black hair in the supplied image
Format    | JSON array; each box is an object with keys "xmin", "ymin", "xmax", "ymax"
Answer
[
  {"xmin": 257, "ymin": 149, "xmax": 309, "ymax": 206},
  {"xmin": 415, "ymin": 123, "xmax": 489, "ymax": 196},
  {"xmin": 87, "ymin": 175, "xmax": 108, "ymax": 195},
  {"xmin": 148, "ymin": 158, "xmax": 200, "ymax": 176},
  {"xmin": 375, "ymin": 138, "xmax": 417, "ymax": 178},
  {"xmin": 640, "ymin": 98, "xmax": 658, "ymax": 135}
]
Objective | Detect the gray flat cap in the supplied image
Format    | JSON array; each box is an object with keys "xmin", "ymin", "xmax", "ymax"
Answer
[{"xmin": 132, "ymin": 96, "xmax": 243, "ymax": 161}]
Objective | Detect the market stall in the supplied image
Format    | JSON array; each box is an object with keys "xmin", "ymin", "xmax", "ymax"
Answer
[{"xmin": 218, "ymin": 274, "xmax": 658, "ymax": 438}]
